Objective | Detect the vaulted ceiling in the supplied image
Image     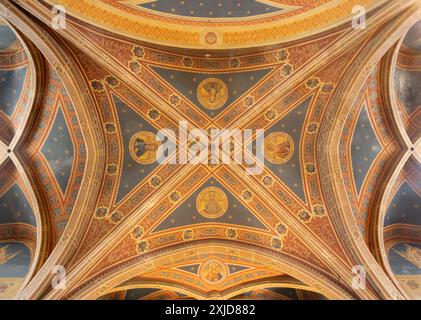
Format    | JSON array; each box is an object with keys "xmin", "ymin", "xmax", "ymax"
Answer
[{"xmin": 0, "ymin": 0, "xmax": 420, "ymax": 300}]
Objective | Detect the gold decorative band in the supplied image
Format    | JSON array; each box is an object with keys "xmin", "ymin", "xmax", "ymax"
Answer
[{"xmin": 44, "ymin": 0, "xmax": 386, "ymax": 49}]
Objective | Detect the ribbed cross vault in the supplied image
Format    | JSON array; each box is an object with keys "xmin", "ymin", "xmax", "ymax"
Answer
[{"xmin": 0, "ymin": 0, "xmax": 420, "ymax": 300}]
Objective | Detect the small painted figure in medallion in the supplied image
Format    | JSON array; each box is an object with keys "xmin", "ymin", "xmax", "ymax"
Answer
[
  {"xmin": 196, "ymin": 187, "xmax": 228, "ymax": 219},
  {"xmin": 197, "ymin": 78, "xmax": 228, "ymax": 110},
  {"xmin": 129, "ymin": 131, "xmax": 160, "ymax": 164},
  {"xmin": 264, "ymin": 132, "xmax": 294, "ymax": 164},
  {"xmin": 200, "ymin": 259, "xmax": 228, "ymax": 286}
]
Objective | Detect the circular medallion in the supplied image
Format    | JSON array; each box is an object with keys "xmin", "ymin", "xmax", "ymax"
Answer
[
  {"xmin": 199, "ymin": 259, "xmax": 228, "ymax": 286},
  {"xmin": 197, "ymin": 78, "xmax": 228, "ymax": 110},
  {"xmin": 264, "ymin": 132, "xmax": 294, "ymax": 164},
  {"xmin": 204, "ymin": 32, "xmax": 218, "ymax": 45},
  {"xmin": 196, "ymin": 187, "xmax": 228, "ymax": 219},
  {"xmin": 129, "ymin": 131, "xmax": 161, "ymax": 165}
]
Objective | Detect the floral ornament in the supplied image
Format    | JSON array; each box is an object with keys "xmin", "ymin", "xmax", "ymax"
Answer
[
  {"xmin": 228, "ymin": 57, "xmax": 241, "ymax": 68},
  {"xmin": 306, "ymin": 77, "xmax": 320, "ymax": 89},
  {"xmin": 262, "ymin": 175, "xmax": 274, "ymax": 187},
  {"xmin": 137, "ymin": 240, "xmax": 149, "ymax": 254},
  {"xmin": 226, "ymin": 228, "xmax": 238, "ymax": 239},
  {"xmin": 107, "ymin": 164, "xmax": 118, "ymax": 176},
  {"xmin": 110, "ymin": 211, "xmax": 123, "ymax": 224},
  {"xmin": 147, "ymin": 108, "xmax": 161, "ymax": 121},
  {"xmin": 242, "ymin": 190, "xmax": 253, "ymax": 202},
  {"xmin": 280, "ymin": 63, "xmax": 293, "ymax": 77},
  {"xmin": 182, "ymin": 229, "xmax": 194, "ymax": 240},
  {"xmin": 305, "ymin": 163, "xmax": 316, "ymax": 174},
  {"xmin": 264, "ymin": 109, "xmax": 278, "ymax": 121},
  {"xmin": 128, "ymin": 60, "xmax": 141, "ymax": 74},
  {"xmin": 95, "ymin": 207, "xmax": 108, "ymax": 219},
  {"xmin": 271, "ymin": 237, "xmax": 283, "ymax": 250},
  {"xmin": 321, "ymin": 83, "xmax": 334, "ymax": 94},
  {"xmin": 131, "ymin": 226, "xmax": 144, "ymax": 240},
  {"xmin": 277, "ymin": 49, "xmax": 290, "ymax": 62},
  {"xmin": 150, "ymin": 176, "xmax": 162, "ymax": 188},
  {"xmin": 169, "ymin": 94, "xmax": 181, "ymax": 106},
  {"xmin": 307, "ymin": 122, "xmax": 318, "ymax": 134},
  {"xmin": 313, "ymin": 204, "xmax": 326, "ymax": 217},
  {"xmin": 204, "ymin": 31, "xmax": 218, "ymax": 45},
  {"xmin": 182, "ymin": 57, "xmax": 194, "ymax": 68},
  {"xmin": 243, "ymin": 95, "xmax": 255, "ymax": 108},
  {"xmin": 104, "ymin": 122, "xmax": 116, "ymax": 134},
  {"xmin": 275, "ymin": 223, "xmax": 287, "ymax": 236},
  {"xmin": 90, "ymin": 80, "xmax": 104, "ymax": 93},
  {"xmin": 170, "ymin": 191, "xmax": 182, "ymax": 203},
  {"xmin": 132, "ymin": 46, "xmax": 145, "ymax": 59},
  {"xmin": 297, "ymin": 210, "xmax": 312, "ymax": 223},
  {"xmin": 105, "ymin": 75, "xmax": 120, "ymax": 88}
]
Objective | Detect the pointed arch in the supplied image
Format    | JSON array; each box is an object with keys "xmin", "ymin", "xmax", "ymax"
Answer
[
  {"xmin": 0, "ymin": 1, "xmax": 107, "ymax": 299},
  {"xmin": 66, "ymin": 241, "xmax": 353, "ymax": 300}
]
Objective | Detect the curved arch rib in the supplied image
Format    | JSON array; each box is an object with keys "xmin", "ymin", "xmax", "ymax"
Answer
[
  {"xmin": 68, "ymin": 241, "xmax": 353, "ymax": 300},
  {"xmin": 317, "ymin": 2, "xmax": 421, "ymax": 300},
  {"xmin": 0, "ymin": 1, "xmax": 107, "ymax": 300}
]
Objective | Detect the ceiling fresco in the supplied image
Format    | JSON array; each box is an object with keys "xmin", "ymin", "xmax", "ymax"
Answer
[
  {"xmin": 0, "ymin": 0, "xmax": 420, "ymax": 301},
  {"xmin": 41, "ymin": 106, "xmax": 75, "ymax": 196},
  {"xmin": 0, "ymin": 20, "xmax": 38, "ymax": 299},
  {"xmin": 350, "ymin": 103, "xmax": 382, "ymax": 196},
  {"xmin": 0, "ymin": 181, "xmax": 36, "ymax": 227},
  {"xmin": 0, "ymin": 19, "xmax": 30, "ymax": 145},
  {"xmin": 388, "ymin": 242, "xmax": 421, "ymax": 275},
  {"xmin": 0, "ymin": 20, "xmax": 27, "ymax": 121},
  {"xmin": 337, "ymin": 63, "xmax": 401, "ymax": 238},
  {"xmin": 0, "ymin": 241, "xmax": 32, "ymax": 299},
  {"xmin": 402, "ymin": 20, "xmax": 421, "ymax": 52},
  {"xmin": 58, "ymin": 37, "xmax": 366, "ymax": 291},
  {"xmin": 18, "ymin": 65, "xmax": 87, "ymax": 243},
  {"xmin": 395, "ymin": 20, "xmax": 421, "ymax": 144},
  {"xmin": 0, "ymin": 19, "xmax": 18, "ymax": 51},
  {"xmin": 386, "ymin": 241, "xmax": 421, "ymax": 299},
  {"xmin": 0, "ymin": 160, "xmax": 36, "ymax": 299},
  {"xmin": 134, "ymin": 0, "xmax": 288, "ymax": 19},
  {"xmin": 152, "ymin": 178, "xmax": 269, "ymax": 232},
  {"xmin": 100, "ymin": 285, "xmax": 328, "ymax": 300},
  {"xmin": 381, "ymin": 18, "xmax": 421, "ymax": 300},
  {"xmin": 0, "ymin": 65, "xmax": 27, "ymax": 117},
  {"xmin": 112, "ymin": 93, "xmax": 164, "ymax": 204},
  {"xmin": 385, "ymin": 181, "xmax": 421, "ymax": 227},
  {"xmin": 231, "ymin": 287, "xmax": 328, "ymax": 300},
  {"xmin": 39, "ymin": 0, "xmax": 388, "ymax": 48},
  {"xmin": 149, "ymin": 66, "xmax": 274, "ymax": 118},
  {"xmin": 395, "ymin": 69, "xmax": 421, "ymax": 116},
  {"xmin": 262, "ymin": 94, "xmax": 312, "ymax": 202},
  {"xmin": 99, "ymin": 287, "xmax": 186, "ymax": 300}
]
